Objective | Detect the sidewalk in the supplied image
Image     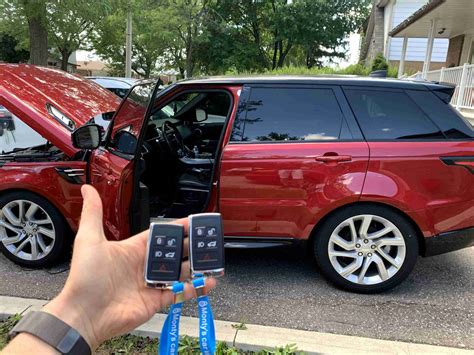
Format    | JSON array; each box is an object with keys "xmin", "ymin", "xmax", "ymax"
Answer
[{"xmin": 1, "ymin": 295, "xmax": 472, "ymax": 354}]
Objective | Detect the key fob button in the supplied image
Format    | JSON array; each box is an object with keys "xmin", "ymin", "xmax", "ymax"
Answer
[
  {"xmin": 164, "ymin": 251, "xmax": 176, "ymax": 259},
  {"xmin": 196, "ymin": 251, "xmax": 218, "ymax": 263},
  {"xmin": 195, "ymin": 227, "xmax": 206, "ymax": 236},
  {"xmin": 151, "ymin": 262, "xmax": 174, "ymax": 274},
  {"xmin": 206, "ymin": 239, "xmax": 217, "ymax": 249},
  {"xmin": 206, "ymin": 227, "xmax": 217, "ymax": 237},
  {"xmin": 197, "ymin": 240, "xmax": 206, "ymax": 249},
  {"xmin": 155, "ymin": 236, "xmax": 166, "ymax": 246},
  {"xmin": 166, "ymin": 237, "xmax": 177, "ymax": 247}
]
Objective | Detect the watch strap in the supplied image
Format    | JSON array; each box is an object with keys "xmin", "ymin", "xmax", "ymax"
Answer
[{"xmin": 9, "ymin": 311, "xmax": 91, "ymax": 355}]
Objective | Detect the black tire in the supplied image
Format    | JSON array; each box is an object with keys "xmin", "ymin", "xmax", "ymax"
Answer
[
  {"xmin": 314, "ymin": 204, "xmax": 419, "ymax": 293},
  {"xmin": 0, "ymin": 191, "xmax": 69, "ymax": 268}
]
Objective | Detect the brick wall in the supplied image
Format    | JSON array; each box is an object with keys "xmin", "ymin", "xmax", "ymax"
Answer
[
  {"xmin": 445, "ymin": 35, "xmax": 465, "ymax": 67},
  {"xmin": 369, "ymin": 5, "xmax": 385, "ymax": 61}
]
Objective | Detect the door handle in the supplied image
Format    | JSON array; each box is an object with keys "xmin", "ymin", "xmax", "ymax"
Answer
[{"xmin": 315, "ymin": 155, "xmax": 352, "ymax": 163}]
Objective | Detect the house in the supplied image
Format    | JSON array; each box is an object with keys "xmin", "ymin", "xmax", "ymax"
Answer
[
  {"xmin": 360, "ymin": 0, "xmax": 449, "ymax": 72},
  {"xmin": 76, "ymin": 60, "xmax": 110, "ymax": 76},
  {"xmin": 46, "ymin": 51, "xmax": 78, "ymax": 73},
  {"xmin": 389, "ymin": 0, "xmax": 474, "ymax": 120}
]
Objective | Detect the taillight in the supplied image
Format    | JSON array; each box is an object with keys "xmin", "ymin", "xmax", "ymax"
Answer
[{"xmin": 441, "ymin": 157, "xmax": 474, "ymax": 173}]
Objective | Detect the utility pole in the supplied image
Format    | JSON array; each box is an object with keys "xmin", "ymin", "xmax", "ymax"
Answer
[{"xmin": 125, "ymin": 0, "xmax": 132, "ymax": 78}]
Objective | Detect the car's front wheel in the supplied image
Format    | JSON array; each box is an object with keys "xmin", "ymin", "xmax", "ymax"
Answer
[
  {"xmin": 314, "ymin": 205, "xmax": 419, "ymax": 293},
  {"xmin": 0, "ymin": 191, "xmax": 68, "ymax": 268}
]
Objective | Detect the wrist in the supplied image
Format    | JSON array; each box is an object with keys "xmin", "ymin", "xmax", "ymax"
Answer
[{"xmin": 43, "ymin": 292, "xmax": 99, "ymax": 350}]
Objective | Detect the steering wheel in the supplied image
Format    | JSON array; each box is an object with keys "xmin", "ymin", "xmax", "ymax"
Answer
[{"xmin": 162, "ymin": 120, "xmax": 185, "ymax": 157}]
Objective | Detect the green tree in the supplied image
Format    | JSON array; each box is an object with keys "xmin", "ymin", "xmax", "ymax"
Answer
[
  {"xmin": 0, "ymin": 0, "xmax": 48, "ymax": 66},
  {"xmin": 92, "ymin": 0, "xmax": 170, "ymax": 78},
  {"xmin": 158, "ymin": 0, "xmax": 212, "ymax": 78},
  {"xmin": 0, "ymin": 0, "xmax": 109, "ymax": 69},
  {"xmin": 197, "ymin": 0, "xmax": 370, "ymax": 72},
  {"xmin": 47, "ymin": 0, "xmax": 110, "ymax": 71},
  {"xmin": 0, "ymin": 33, "xmax": 29, "ymax": 63}
]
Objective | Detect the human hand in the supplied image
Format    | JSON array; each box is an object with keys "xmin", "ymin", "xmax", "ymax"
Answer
[{"xmin": 43, "ymin": 185, "xmax": 216, "ymax": 349}]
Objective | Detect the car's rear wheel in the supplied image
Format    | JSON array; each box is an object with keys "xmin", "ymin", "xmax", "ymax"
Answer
[
  {"xmin": 0, "ymin": 192, "xmax": 68, "ymax": 268},
  {"xmin": 314, "ymin": 205, "xmax": 418, "ymax": 293}
]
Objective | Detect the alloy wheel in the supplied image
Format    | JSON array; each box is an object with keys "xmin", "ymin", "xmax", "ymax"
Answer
[
  {"xmin": 0, "ymin": 200, "xmax": 56, "ymax": 261},
  {"xmin": 328, "ymin": 214, "xmax": 406, "ymax": 285}
]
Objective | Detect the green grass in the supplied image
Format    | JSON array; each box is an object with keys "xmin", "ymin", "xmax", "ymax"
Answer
[
  {"xmin": 1, "ymin": 315, "xmax": 304, "ymax": 354},
  {"xmin": 0, "ymin": 314, "xmax": 21, "ymax": 349}
]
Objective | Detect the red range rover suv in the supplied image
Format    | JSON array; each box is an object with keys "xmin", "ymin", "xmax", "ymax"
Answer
[{"xmin": 0, "ymin": 64, "xmax": 473, "ymax": 293}]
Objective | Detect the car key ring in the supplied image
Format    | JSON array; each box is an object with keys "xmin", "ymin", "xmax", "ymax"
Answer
[
  {"xmin": 192, "ymin": 277, "xmax": 216, "ymax": 355},
  {"xmin": 159, "ymin": 282, "xmax": 185, "ymax": 355}
]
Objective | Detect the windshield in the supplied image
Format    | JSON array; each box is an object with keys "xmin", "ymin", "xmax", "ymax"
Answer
[{"xmin": 0, "ymin": 110, "xmax": 48, "ymax": 154}]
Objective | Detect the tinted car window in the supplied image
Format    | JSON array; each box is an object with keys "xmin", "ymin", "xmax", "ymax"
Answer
[
  {"xmin": 231, "ymin": 87, "xmax": 346, "ymax": 142},
  {"xmin": 406, "ymin": 90, "xmax": 473, "ymax": 139},
  {"xmin": 344, "ymin": 89, "xmax": 444, "ymax": 140}
]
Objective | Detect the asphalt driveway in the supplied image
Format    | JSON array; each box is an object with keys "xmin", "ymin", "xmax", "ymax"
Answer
[{"xmin": 0, "ymin": 245, "xmax": 472, "ymax": 349}]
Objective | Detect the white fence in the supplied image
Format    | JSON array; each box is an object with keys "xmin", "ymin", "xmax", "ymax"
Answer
[{"xmin": 413, "ymin": 63, "xmax": 474, "ymax": 110}]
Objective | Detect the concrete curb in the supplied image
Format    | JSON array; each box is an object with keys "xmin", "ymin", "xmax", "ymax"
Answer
[{"xmin": 0, "ymin": 295, "xmax": 472, "ymax": 354}]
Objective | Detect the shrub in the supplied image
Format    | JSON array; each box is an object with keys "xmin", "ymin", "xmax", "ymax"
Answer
[{"xmin": 371, "ymin": 53, "xmax": 389, "ymax": 72}]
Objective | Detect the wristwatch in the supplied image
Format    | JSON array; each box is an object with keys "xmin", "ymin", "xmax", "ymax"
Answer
[{"xmin": 9, "ymin": 311, "xmax": 91, "ymax": 355}]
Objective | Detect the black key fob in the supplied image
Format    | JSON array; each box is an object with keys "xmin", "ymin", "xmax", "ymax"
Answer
[
  {"xmin": 144, "ymin": 223, "xmax": 184, "ymax": 288},
  {"xmin": 189, "ymin": 213, "xmax": 225, "ymax": 278}
]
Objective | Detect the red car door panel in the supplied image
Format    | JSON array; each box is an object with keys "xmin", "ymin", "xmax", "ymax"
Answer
[
  {"xmin": 220, "ymin": 142, "xmax": 369, "ymax": 239},
  {"xmin": 89, "ymin": 148, "xmax": 135, "ymax": 240},
  {"xmin": 88, "ymin": 82, "xmax": 156, "ymax": 239},
  {"xmin": 362, "ymin": 141, "xmax": 474, "ymax": 236}
]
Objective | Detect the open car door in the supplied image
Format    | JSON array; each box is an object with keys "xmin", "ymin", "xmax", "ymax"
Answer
[{"xmin": 88, "ymin": 81, "xmax": 157, "ymax": 240}]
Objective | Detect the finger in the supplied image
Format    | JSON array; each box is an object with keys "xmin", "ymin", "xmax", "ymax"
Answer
[
  {"xmin": 182, "ymin": 278, "xmax": 217, "ymax": 301},
  {"xmin": 183, "ymin": 236, "xmax": 188, "ymax": 258},
  {"xmin": 179, "ymin": 260, "xmax": 190, "ymax": 281},
  {"xmin": 171, "ymin": 218, "xmax": 189, "ymax": 236},
  {"xmin": 77, "ymin": 185, "xmax": 105, "ymax": 244},
  {"xmin": 149, "ymin": 278, "xmax": 218, "ymax": 311}
]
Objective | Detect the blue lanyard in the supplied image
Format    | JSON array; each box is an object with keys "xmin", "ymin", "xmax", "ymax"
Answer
[
  {"xmin": 192, "ymin": 277, "xmax": 216, "ymax": 355},
  {"xmin": 159, "ymin": 282, "xmax": 184, "ymax": 355}
]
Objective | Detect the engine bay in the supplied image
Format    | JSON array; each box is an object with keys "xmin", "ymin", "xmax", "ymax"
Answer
[{"xmin": 0, "ymin": 144, "xmax": 67, "ymax": 164}]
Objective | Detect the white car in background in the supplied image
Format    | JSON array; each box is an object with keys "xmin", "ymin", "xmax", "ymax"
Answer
[{"xmin": 86, "ymin": 76, "xmax": 139, "ymax": 98}]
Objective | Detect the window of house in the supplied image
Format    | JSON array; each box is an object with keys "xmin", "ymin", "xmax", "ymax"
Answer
[
  {"xmin": 344, "ymin": 89, "xmax": 445, "ymax": 140},
  {"xmin": 231, "ymin": 87, "xmax": 346, "ymax": 142}
]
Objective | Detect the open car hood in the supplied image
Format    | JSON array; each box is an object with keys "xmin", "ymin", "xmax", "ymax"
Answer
[{"xmin": 0, "ymin": 64, "xmax": 121, "ymax": 157}]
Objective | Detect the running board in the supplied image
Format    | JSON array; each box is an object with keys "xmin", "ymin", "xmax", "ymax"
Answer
[{"xmin": 150, "ymin": 218, "xmax": 297, "ymax": 249}]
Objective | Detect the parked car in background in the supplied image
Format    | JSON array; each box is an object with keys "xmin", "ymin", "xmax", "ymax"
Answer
[
  {"xmin": 86, "ymin": 76, "xmax": 139, "ymax": 98},
  {"xmin": 0, "ymin": 64, "xmax": 473, "ymax": 293}
]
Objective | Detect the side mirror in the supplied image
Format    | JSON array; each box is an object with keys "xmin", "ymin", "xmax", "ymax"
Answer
[
  {"xmin": 112, "ymin": 129, "xmax": 137, "ymax": 155},
  {"xmin": 195, "ymin": 108, "xmax": 208, "ymax": 122},
  {"xmin": 71, "ymin": 124, "xmax": 102, "ymax": 150}
]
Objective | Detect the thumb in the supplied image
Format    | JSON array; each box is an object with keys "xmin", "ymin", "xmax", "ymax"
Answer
[{"xmin": 77, "ymin": 184, "xmax": 105, "ymax": 244}]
